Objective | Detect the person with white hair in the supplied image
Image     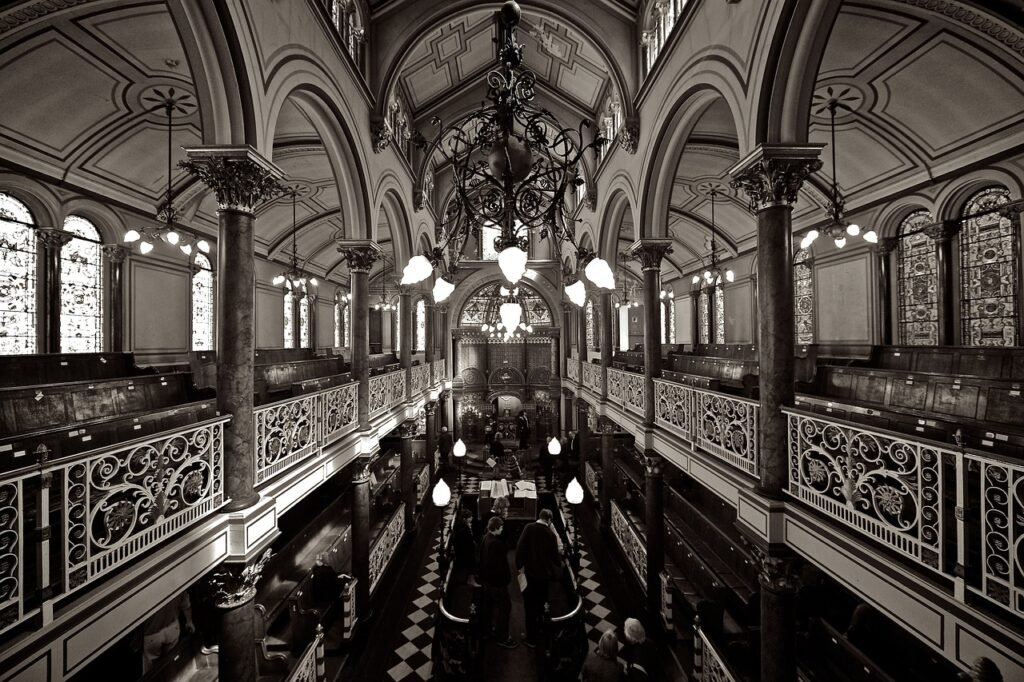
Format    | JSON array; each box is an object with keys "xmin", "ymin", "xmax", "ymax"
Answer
[{"xmin": 622, "ymin": 618, "xmax": 657, "ymax": 680}]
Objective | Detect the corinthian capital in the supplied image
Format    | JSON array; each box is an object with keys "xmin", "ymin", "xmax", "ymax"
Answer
[
  {"xmin": 729, "ymin": 144, "xmax": 824, "ymax": 210},
  {"xmin": 36, "ymin": 228, "xmax": 73, "ymax": 251},
  {"xmin": 207, "ymin": 549, "xmax": 273, "ymax": 609},
  {"xmin": 180, "ymin": 146, "xmax": 285, "ymax": 213},
  {"xmin": 626, "ymin": 238, "xmax": 674, "ymax": 271},
  {"xmin": 101, "ymin": 244, "xmax": 129, "ymax": 264},
  {"xmin": 336, "ymin": 239, "xmax": 384, "ymax": 273}
]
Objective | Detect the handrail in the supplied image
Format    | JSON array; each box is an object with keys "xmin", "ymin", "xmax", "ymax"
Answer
[{"xmin": 285, "ymin": 623, "xmax": 325, "ymax": 682}]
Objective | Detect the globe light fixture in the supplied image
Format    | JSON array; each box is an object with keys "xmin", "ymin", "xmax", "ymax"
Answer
[
  {"xmin": 139, "ymin": 241, "xmax": 154, "ymax": 255},
  {"xmin": 693, "ymin": 189, "xmax": 734, "ymax": 286},
  {"xmin": 401, "ymin": 255, "xmax": 433, "ymax": 285},
  {"xmin": 272, "ymin": 190, "xmax": 319, "ymax": 292},
  {"xmin": 548, "ymin": 438, "xmax": 562, "ymax": 455},
  {"xmin": 565, "ymin": 279, "xmax": 586, "ymax": 307},
  {"xmin": 453, "ymin": 439, "xmax": 467, "ymax": 459},
  {"xmin": 584, "ymin": 257, "xmax": 616, "ymax": 289},
  {"xmin": 433, "ymin": 276, "xmax": 455, "ymax": 303},
  {"xmin": 566, "ymin": 477, "xmax": 584, "ymax": 505},
  {"xmin": 405, "ymin": 1, "xmax": 608, "ymax": 307},
  {"xmin": 499, "ymin": 301, "xmax": 523, "ymax": 335},
  {"xmin": 432, "ymin": 478, "xmax": 452, "ymax": 507}
]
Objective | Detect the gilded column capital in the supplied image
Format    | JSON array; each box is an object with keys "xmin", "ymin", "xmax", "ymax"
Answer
[
  {"xmin": 923, "ymin": 220, "xmax": 960, "ymax": 242},
  {"xmin": 101, "ymin": 244, "xmax": 129, "ymax": 264},
  {"xmin": 643, "ymin": 451, "xmax": 664, "ymax": 477},
  {"xmin": 352, "ymin": 458, "xmax": 373, "ymax": 484},
  {"xmin": 626, "ymin": 238, "xmax": 674, "ymax": 271},
  {"xmin": 207, "ymin": 549, "xmax": 273, "ymax": 609},
  {"xmin": 36, "ymin": 227, "xmax": 73, "ymax": 251},
  {"xmin": 751, "ymin": 546, "xmax": 800, "ymax": 593},
  {"xmin": 872, "ymin": 237, "xmax": 899, "ymax": 256},
  {"xmin": 398, "ymin": 418, "xmax": 419, "ymax": 438},
  {"xmin": 423, "ymin": 400, "xmax": 438, "ymax": 417},
  {"xmin": 180, "ymin": 146, "xmax": 285, "ymax": 213},
  {"xmin": 336, "ymin": 239, "xmax": 384, "ymax": 273},
  {"xmin": 728, "ymin": 144, "xmax": 824, "ymax": 210}
]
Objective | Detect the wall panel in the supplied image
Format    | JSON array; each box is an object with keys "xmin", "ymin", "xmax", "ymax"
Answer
[
  {"xmin": 724, "ymin": 281, "xmax": 753, "ymax": 343},
  {"xmin": 127, "ymin": 258, "xmax": 189, "ymax": 362},
  {"xmin": 817, "ymin": 253, "xmax": 874, "ymax": 344},
  {"xmin": 256, "ymin": 284, "xmax": 284, "ymax": 348}
]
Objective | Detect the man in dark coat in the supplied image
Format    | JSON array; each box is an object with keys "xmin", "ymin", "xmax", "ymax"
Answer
[
  {"xmin": 568, "ymin": 430, "xmax": 580, "ymax": 462},
  {"xmin": 479, "ymin": 516, "xmax": 517, "ymax": 648},
  {"xmin": 438, "ymin": 426, "xmax": 453, "ymax": 473},
  {"xmin": 517, "ymin": 410, "xmax": 530, "ymax": 449},
  {"xmin": 452, "ymin": 509, "xmax": 476, "ymax": 579},
  {"xmin": 515, "ymin": 508, "xmax": 562, "ymax": 646}
]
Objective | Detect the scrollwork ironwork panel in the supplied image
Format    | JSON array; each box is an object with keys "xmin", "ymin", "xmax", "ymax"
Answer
[
  {"xmin": 969, "ymin": 454, "xmax": 1024, "ymax": 618},
  {"xmin": 582, "ymin": 363, "xmax": 604, "ymax": 395},
  {"xmin": 786, "ymin": 411, "xmax": 943, "ymax": 571},
  {"xmin": 60, "ymin": 418, "xmax": 227, "ymax": 594},
  {"xmin": 692, "ymin": 388, "xmax": 759, "ymax": 477},
  {"xmin": 611, "ymin": 502, "xmax": 646, "ymax": 585},
  {"xmin": 585, "ymin": 462, "xmax": 599, "ymax": 501},
  {"xmin": 322, "ymin": 382, "xmax": 358, "ymax": 445},
  {"xmin": 623, "ymin": 372, "xmax": 646, "ymax": 416},
  {"xmin": 254, "ymin": 393, "xmax": 319, "ymax": 485},
  {"xmin": 369, "ymin": 374, "xmax": 389, "ymax": 415},
  {"xmin": 697, "ymin": 625, "xmax": 737, "ymax": 682},
  {"xmin": 369, "ymin": 504, "xmax": 406, "ymax": 594},
  {"xmin": 654, "ymin": 379, "xmax": 692, "ymax": 441},
  {"xmin": 607, "ymin": 368, "xmax": 625, "ymax": 405},
  {"xmin": 566, "ymin": 360, "xmax": 579, "ymax": 384},
  {"xmin": 411, "ymin": 364, "xmax": 430, "ymax": 396},
  {"xmin": 388, "ymin": 370, "xmax": 407, "ymax": 409},
  {"xmin": 0, "ymin": 474, "xmax": 27, "ymax": 635}
]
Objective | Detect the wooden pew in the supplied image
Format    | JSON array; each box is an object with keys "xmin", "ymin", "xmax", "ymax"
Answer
[
  {"xmin": 291, "ymin": 372, "xmax": 354, "ymax": 396},
  {"xmin": 253, "ymin": 348, "xmax": 318, "ymax": 364},
  {"xmin": 856, "ymin": 345, "xmax": 1024, "ymax": 381},
  {"xmin": 0, "ymin": 352, "xmax": 154, "ymax": 388},
  {"xmin": 255, "ymin": 358, "xmax": 345, "ymax": 403}
]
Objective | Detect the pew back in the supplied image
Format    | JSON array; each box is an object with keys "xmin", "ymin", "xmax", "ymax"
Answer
[
  {"xmin": 861, "ymin": 345, "xmax": 1024, "ymax": 381},
  {"xmin": 0, "ymin": 352, "xmax": 152, "ymax": 387}
]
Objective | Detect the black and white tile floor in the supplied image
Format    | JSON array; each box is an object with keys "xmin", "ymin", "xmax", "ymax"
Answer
[{"xmin": 384, "ymin": 469, "xmax": 617, "ymax": 680}]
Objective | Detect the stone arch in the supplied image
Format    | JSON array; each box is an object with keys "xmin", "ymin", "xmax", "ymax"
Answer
[
  {"xmin": 60, "ymin": 198, "xmax": 126, "ymax": 245},
  {"xmin": 0, "ymin": 173, "xmax": 60, "ymax": 228},
  {"xmin": 874, "ymin": 198, "xmax": 937, "ymax": 240},
  {"xmin": 935, "ymin": 170, "xmax": 1023, "ymax": 223},
  {"xmin": 448, "ymin": 271, "xmax": 562, "ymax": 331}
]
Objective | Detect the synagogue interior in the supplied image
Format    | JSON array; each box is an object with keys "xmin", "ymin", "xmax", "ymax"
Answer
[{"xmin": 1, "ymin": 0, "xmax": 1023, "ymax": 680}]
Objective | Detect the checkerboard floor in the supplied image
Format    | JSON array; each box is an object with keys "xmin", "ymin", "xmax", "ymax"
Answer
[{"xmin": 382, "ymin": 467, "xmax": 620, "ymax": 680}]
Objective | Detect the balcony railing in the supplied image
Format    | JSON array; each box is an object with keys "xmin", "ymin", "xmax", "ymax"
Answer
[
  {"xmin": 623, "ymin": 371, "xmax": 646, "ymax": 416},
  {"xmin": 431, "ymin": 359, "xmax": 445, "ymax": 387},
  {"xmin": 286, "ymin": 623, "xmax": 325, "ymax": 682},
  {"xmin": 607, "ymin": 367, "xmax": 625, "ymax": 403},
  {"xmin": 566, "ymin": 359, "xmax": 579, "ymax": 384},
  {"xmin": 654, "ymin": 380, "xmax": 760, "ymax": 478},
  {"xmin": 59, "ymin": 417, "xmax": 229, "ymax": 595},
  {"xmin": 0, "ymin": 469, "xmax": 32, "ymax": 636},
  {"xmin": 369, "ymin": 369, "xmax": 406, "ymax": 417},
  {"xmin": 694, "ymin": 617, "xmax": 738, "ymax": 682},
  {"xmin": 369, "ymin": 503, "xmax": 406, "ymax": 595},
  {"xmin": 611, "ymin": 501, "xmax": 646, "ymax": 586},
  {"xmin": 254, "ymin": 382, "xmax": 358, "ymax": 485},
  {"xmin": 582, "ymin": 363, "xmax": 604, "ymax": 395},
  {"xmin": 410, "ymin": 364, "xmax": 430, "ymax": 397},
  {"xmin": 786, "ymin": 409, "xmax": 1024, "ymax": 619}
]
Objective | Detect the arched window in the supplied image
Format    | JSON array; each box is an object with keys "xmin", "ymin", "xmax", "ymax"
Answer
[
  {"xmin": 698, "ymin": 288, "xmax": 710, "ymax": 344},
  {"xmin": 0, "ymin": 193, "xmax": 37, "ymax": 354},
  {"xmin": 415, "ymin": 299, "xmax": 426, "ymax": 352},
  {"xmin": 191, "ymin": 253, "xmax": 214, "ymax": 351},
  {"xmin": 585, "ymin": 299, "xmax": 596, "ymax": 348},
  {"xmin": 713, "ymin": 285, "xmax": 725, "ymax": 344},
  {"xmin": 642, "ymin": 0, "xmax": 689, "ymax": 76},
  {"xmin": 334, "ymin": 296, "xmax": 343, "ymax": 348},
  {"xmin": 794, "ymin": 248, "xmax": 815, "ymax": 344},
  {"xmin": 61, "ymin": 215, "xmax": 103, "ymax": 353},
  {"xmin": 299, "ymin": 296, "xmax": 311, "ymax": 349},
  {"xmin": 897, "ymin": 210, "xmax": 938, "ymax": 345},
  {"xmin": 330, "ymin": 0, "xmax": 365, "ymax": 66},
  {"xmin": 283, "ymin": 291, "xmax": 295, "ymax": 348},
  {"xmin": 960, "ymin": 186, "xmax": 1017, "ymax": 346}
]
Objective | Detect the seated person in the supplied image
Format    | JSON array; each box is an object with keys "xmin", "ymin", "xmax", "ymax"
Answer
[
  {"xmin": 490, "ymin": 437, "xmax": 505, "ymax": 460},
  {"xmin": 583, "ymin": 628, "xmax": 623, "ymax": 681},
  {"xmin": 309, "ymin": 552, "xmax": 342, "ymax": 605}
]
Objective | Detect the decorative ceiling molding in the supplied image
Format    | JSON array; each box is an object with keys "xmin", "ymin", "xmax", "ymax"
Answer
[{"xmin": 892, "ymin": 0, "xmax": 1024, "ymax": 56}]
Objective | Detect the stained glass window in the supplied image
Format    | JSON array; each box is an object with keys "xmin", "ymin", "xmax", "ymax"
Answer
[
  {"xmin": 299, "ymin": 295, "xmax": 311, "ymax": 348},
  {"xmin": 458, "ymin": 282, "xmax": 552, "ymax": 326},
  {"xmin": 897, "ymin": 210, "xmax": 938, "ymax": 345},
  {"xmin": 794, "ymin": 248, "xmax": 815, "ymax": 344},
  {"xmin": 415, "ymin": 299, "xmax": 426, "ymax": 352},
  {"xmin": 698, "ymin": 289, "xmax": 710, "ymax": 344},
  {"xmin": 284, "ymin": 291, "xmax": 295, "ymax": 348},
  {"xmin": 585, "ymin": 299, "xmax": 595, "ymax": 348},
  {"xmin": 334, "ymin": 299, "xmax": 342, "ymax": 348},
  {"xmin": 713, "ymin": 285, "xmax": 725, "ymax": 344},
  {"xmin": 61, "ymin": 215, "xmax": 103, "ymax": 353},
  {"xmin": 668, "ymin": 300, "xmax": 676, "ymax": 345},
  {"xmin": 344, "ymin": 299, "xmax": 351, "ymax": 348},
  {"xmin": 0, "ymin": 193, "xmax": 36, "ymax": 354},
  {"xmin": 660, "ymin": 301, "xmax": 666, "ymax": 345},
  {"xmin": 191, "ymin": 253, "xmax": 214, "ymax": 350},
  {"xmin": 960, "ymin": 186, "xmax": 1018, "ymax": 346}
]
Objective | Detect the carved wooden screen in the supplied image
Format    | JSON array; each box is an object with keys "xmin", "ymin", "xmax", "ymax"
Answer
[
  {"xmin": 0, "ymin": 193, "xmax": 36, "ymax": 354},
  {"xmin": 61, "ymin": 215, "xmax": 103, "ymax": 353},
  {"xmin": 897, "ymin": 210, "xmax": 938, "ymax": 345},
  {"xmin": 959, "ymin": 186, "xmax": 1018, "ymax": 346}
]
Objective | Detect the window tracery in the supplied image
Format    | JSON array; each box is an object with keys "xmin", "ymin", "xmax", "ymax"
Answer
[
  {"xmin": 794, "ymin": 247, "xmax": 815, "ymax": 344},
  {"xmin": 698, "ymin": 289, "xmax": 710, "ymax": 344},
  {"xmin": 329, "ymin": 0, "xmax": 365, "ymax": 67},
  {"xmin": 959, "ymin": 186, "xmax": 1018, "ymax": 346},
  {"xmin": 60, "ymin": 215, "xmax": 103, "ymax": 353},
  {"xmin": 897, "ymin": 210, "xmax": 938, "ymax": 346},
  {"xmin": 191, "ymin": 253, "xmax": 214, "ymax": 351},
  {"xmin": 0, "ymin": 193, "xmax": 36, "ymax": 354}
]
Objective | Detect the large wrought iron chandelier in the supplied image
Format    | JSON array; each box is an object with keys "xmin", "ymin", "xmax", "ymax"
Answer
[
  {"xmin": 272, "ymin": 190, "xmax": 318, "ymax": 291},
  {"xmin": 123, "ymin": 89, "xmax": 210, "ymax": 256},
  {"xmin": 479, "ymin": 285, "xmax": 536, "ymax": 339},
  {"xmin": 802, "ymin": 93, "xmax": 877, "ymax": 250},
  {"xmin": 400, "ymin": 1, "xmax": 615, "ymax": 309},
  {"xmin": 691, "ymin": 190, "xmax": 734, "ymax": 286}
]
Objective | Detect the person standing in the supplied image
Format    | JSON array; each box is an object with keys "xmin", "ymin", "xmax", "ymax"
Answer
[
  {"xmin": 452, "ymin": 509, "xmax": 477, "ymax": 580},
  {"xmin": 622, "ymin": 618, "xmax": 658, "ymax": 680},
  {"xmin": 568, "ymin": 430, "xmax": 580, "ymax": 462},
  {"xmin": 479, "ymin": 516, "xmax": 517, "ymax": 649},
  {"xmin": 438, "ymin": 426, "xmax": 453, "ymax": 473},
  {"xmin": 515, "ymin": 508, "xmax": 562, "ymax": 647},
  {"xmin": 517, "ymin": 410, "xmax": 530, "ymax": 449},
  {"xmin": 583, "ymin": 628, "xmax": 624, "ymax": 681}
]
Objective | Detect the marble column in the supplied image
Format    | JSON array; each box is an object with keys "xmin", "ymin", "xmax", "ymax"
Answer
[
  {"xmin": 628, "ymin": 239, "xmax": 674, "ymax": 426},
  {"xmin": 925, "ymin": 221, "xmax": 960, "ymax": 346},
  {"xmin": 599, "ymin": 292, "xmax": 613, "ymax": 402},
  {"xmin": 874, "ymin": 238, "xmax": 898, "ymax": 345},
  {"xmin": 351, "ymin": 461, "xmax": 371, "ymax": 615},
  {"xmin": 730, "ymin": 145, "xmax": 823, "ymax": 497},
  {"xmin": 599, "ymin": 418, "xmax": 614, "ymax": 531},
  {"xmin": 757, "ymin": 554, "xmax": 800, "ymax": 682},
  {"xmin": 399, "ymin": 287, "xmax": 412, "ymax": 398},
  {"xmin": 102, "ymin": 245, "xmax": 128, "ymax": 352},
  {"xmin": 182, "ymin": 147, "xmax": 284, "ymax": 511},
  {"xmin": 37, "ymin": 228, "xmax": 73, "ymax": 353},
  {"xmin": 208, "ymin": 550, "xmax": 273, "ymax": 682},
  {"xmin": 644, "ymin": 452, "xmax": 665, "ymax": 620},
  {"xmin": 425, "ymin": 400, "xmax": 438, "ymax": 480},
  {"xmin": 399, "ymin": 418, "xmax": 417, "ymax": 531},
  {"xmin": 337, "ymin": 241, "xmax": 383, "ymax": 430}
]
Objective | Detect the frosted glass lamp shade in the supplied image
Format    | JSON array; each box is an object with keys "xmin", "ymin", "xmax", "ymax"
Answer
[
  {"xmin": 432, "ymin": 479, "xmax": 451, "ymax": 507},
  {"xmin": 565, "ymin": 280, "xmax": 586, "ymax": 307},
  {"xmin": 500, "ymin": 302, "xmax": 522, "ymax": 334},
  {"xmin": 139, "ymin": 241, "xmax": 154, "ymax": 255},
  {"xmin": 433, "ymin": 276, "xmax": 455, "ymax": 302},
  {"xmin": 453, "ymin": 438, "xmax": 467, "ymax": 458},
  {"xmin": 846, "ymin": 223, "xmax": 861, "ymax": 237},
  {"xmin": 498, "ymin": 246, "xmax": 528, "ymax": 284},
  {"xmin": 566, "ymin": 477, "xmax": 584, "ymax": 505},
  {"xmin": 585, "ymin": 257, "xmax": 615, "ymax": 289},
  {"xmin": 548, "ymin": 438, "xmax": 561, "ymax": 455},
  {"xmin": 123, "ymin": 229, "xmax": 141, "ymax": 243},
  {"xmin": 863, "ymin": 230, "xmax": 878, "ymax": 244},
  {"xmin": 197, "ymin": 240, "xmax": 211, "ymax": 253},
  {"xmin": 402, "ymin": 255, "xmax": 433, "ymax": 285}
]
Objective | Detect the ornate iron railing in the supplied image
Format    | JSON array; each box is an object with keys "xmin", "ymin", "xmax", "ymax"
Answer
[
  {"xmin": 369, "ymin": 503, "xmax": 406, "ymax": 594},
  {"xmin": 388, "ymin": 370, "xmax": 407, "ymax": 410},
  {"xmin": 254, "ymin": 382, "xmax": 358, "ymax": 485},
  {"xmin": 694, "ymin": 618, "xmax": 737, "ymax": 682},
  {"xmin": 369, "ymin": 369, "xmax": 406, "ymax": 416},
  {"xmin": 654, "ymin": 380, "xmax": 759, "ymax": 478},
  {"xmin": 566, "ymin": 359, "xmax": 579, "ymax": 384},
  {"xmin": 286, "ymin": 623, "xmax": 325, "ymax": 682},
  {"xmin": 581, "ymin": 363, "xmax": 604, "ymax": 395},
  {"xmin": 623, "ymin": 371, "xmax": 646, "ymax": 416},
  {"xmin": 416, "ymin": 464, "xmax": 431, "ymax": 503},
  {"xmin": 611, "ymin": 501, "xmax": 646, "ymax": 586},
  {"xmin": 0, "ymin": 469, "xmax": 32, "ymax": 635},
  {"xmin": 607, "ymin": 367, "xmax": 625, "ymax": 405},
  {"xmin": 786, "ymin": 410, "xmax": 945, "ymax": 572},
  {"xmin": 56, "ymin": 417, "xmax": 228, "ymax": 595},
  {"xmin": 410, "ymin": 364, "xmax": 430, "ymax": 396},
  {"xmin": 431, "ymin": 359, "xmax": 445, "ymax": 386},
  {"xmin": 584, "ymin": 461, "xmax": 600, "ymax": 501}
]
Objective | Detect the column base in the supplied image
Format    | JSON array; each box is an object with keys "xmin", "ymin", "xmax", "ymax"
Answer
[
  {"xmin": 224, "ymin": 495, "xmax": 279, "ymax": 563},
  {"xmin": 223, "ymin": 492, "xmax": 261, "ymax": 513}
]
